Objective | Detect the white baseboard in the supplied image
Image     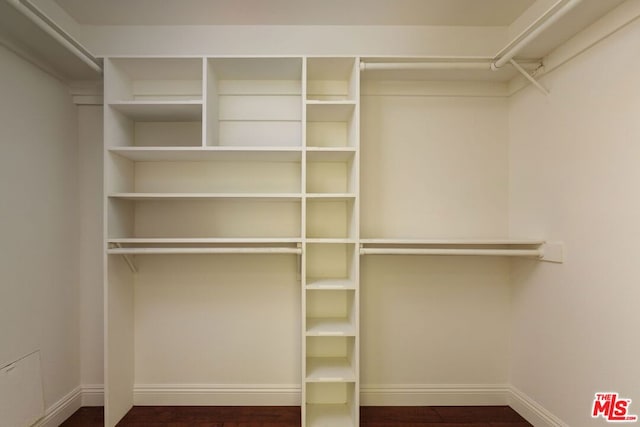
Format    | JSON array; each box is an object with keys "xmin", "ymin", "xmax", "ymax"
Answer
[
  {"xmin": 35, "ymin": 383, "xmax": 567, "ymax": 427},
  {"xmin": 81, "ymin": 384, "xmax": 104, "ymax": 407},
  {"xmin": 35, "ymin": 386, "xmax": 82, "ymax": 427},
  {"xmin": 360, "ymin": 384, "xmax": 510, "ymax": 406},
  {"xmin": 133, "ymin": 384, "xmax": 301, "ymax": 406},
  {"xmin": 508, "ymin": 386, "xmax": 569, "ymax": 427}
]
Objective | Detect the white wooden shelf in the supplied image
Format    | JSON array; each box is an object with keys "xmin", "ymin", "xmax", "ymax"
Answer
[
  {"xmin": 109, "ymin": 100, "xmax": 202, "ymax": 121},
  {"xmin": 108, "ymin": 247, "xmax": 302, "ymax": 255},
  {"xmin": 306, "ymin": 358, "xmax": 356, "ymax": 382},
  {"xmin": 306, "ymin": 194, "xmax": 356, "ymax": 201},
  {"xmin": 108, "ymin": 192, "xmax": 303, "ymax": 201},
  {"xmin": 306, "ymin": 405, "xmax": 354, "ymax": 427},
  {"xmin": 108, "ymin": 238, "xmax": 302, "ymax": 244},
  {"xmin": 306, "ymin": 238, "xmax": 356, "ymax": 244},
  {"xmin": 109, "ymin": 146, "xmax": 302, "ymax": 162},
  {"xmin": 306, "ymin": 147, "xmax": 356, "ymax": 161},
  {"xmin": 306, "ymin": 278, "xmax": 355, "ymax": 290},
  {"xmin": 306, "ymin": 318, "xmax": 356, "ymax": 336}
]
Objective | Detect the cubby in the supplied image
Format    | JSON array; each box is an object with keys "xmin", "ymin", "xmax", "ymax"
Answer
[
  {"xmin": 305, "ymin": 383, "xmax": 357, "ymax": 427},
  {"xmin": 105, "ymin": 58, "xmax": 204, "ymax": 148},
  {"xmin": 306, "ymin": 57, "xmax": 357, "ymax": 101},
  {"xmin": 206, "ymin": 58, "xmax": 302, "ymax": 147}
]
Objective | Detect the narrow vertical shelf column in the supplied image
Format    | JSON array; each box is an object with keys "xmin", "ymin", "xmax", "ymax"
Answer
[{"xmin": 302, "ymin": 57, "xmax": 360, "ymax": 427}]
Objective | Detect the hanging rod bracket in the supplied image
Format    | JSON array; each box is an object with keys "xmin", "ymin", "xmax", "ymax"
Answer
[
  {"xmin": 112, "ymin": 243, "xmax": 138, "ymax": 273},
  {"xmin": 540, "ymin": 241, "xmax": 564, "ymax": 263},
  {"xmin": 510, "ymin": 59, "xmax": 550, "ymax": 96}
]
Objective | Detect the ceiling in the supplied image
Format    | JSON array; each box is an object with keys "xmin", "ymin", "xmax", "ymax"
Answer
[{"xmin": 53, "ymin": 0, "xmax": 535, "ymax": 26}]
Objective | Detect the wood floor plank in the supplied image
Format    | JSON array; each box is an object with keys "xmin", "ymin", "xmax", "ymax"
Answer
[{"xmin": 59, "ymin": 406, "xmax": 532, "ymax": 426}]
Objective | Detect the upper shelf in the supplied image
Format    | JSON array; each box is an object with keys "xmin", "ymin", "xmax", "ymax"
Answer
[
  {"xmin": 109, "ymin": 192, "xmax": 303, "ymax": 201},
  {"xmin": 109, "ymin": 101, "xmax": 202, "ymax": 121},
  {"xmin": 109, "ymin": 146, "xmax": 303, "ymax": 162}
]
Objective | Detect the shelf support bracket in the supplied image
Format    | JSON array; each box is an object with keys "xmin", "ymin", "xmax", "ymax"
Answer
[
  {"xmin": 510, "ymin": 59, "xmax": 549, "ymax": 96},
  {"xmin": 115, "ymin": 243, "xmax": 138, "ymax": 273}
]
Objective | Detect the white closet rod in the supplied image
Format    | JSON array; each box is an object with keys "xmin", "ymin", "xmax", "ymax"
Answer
[
  {"xmin": 492, "ymin": 0, "xmax": 582, "ymax": 69},
  {"xmin": 360, "ymin": 0, "xmax": 582, "ymax": 72},
  {"xmin": 360, "ymin": 61, "xmax": 539, "ymax": 71},
  {"xmin": 360, "ymin": 248, "xmax": 543, "ymax": 257},
  {"xmin": 6, "ymin": 0, "xmax": 103, "ymax": 74}
]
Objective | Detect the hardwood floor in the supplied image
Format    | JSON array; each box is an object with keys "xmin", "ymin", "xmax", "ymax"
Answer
[{"xmin": 60, "ymin": 406, "xmax": 532, "ymax": 426}]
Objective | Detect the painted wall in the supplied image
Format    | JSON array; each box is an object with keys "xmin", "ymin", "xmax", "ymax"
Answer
[
  {"xmin": 508, "ymin": 18, "xmax": 640, "ymax": 426},
  {"xmin": 77, "ymin": 105, "xmax": 104, "ymax": 394},
  {"xmin": 360, "ymin": 93, "xmax": 511, "ymax": 399},
  {"xmin": 82, "ymin": 25, "xmax": 506, "ymax": 58},
  {"xmin": 0, "ymin": 45, "xmax": 80, "ymax": 410}
]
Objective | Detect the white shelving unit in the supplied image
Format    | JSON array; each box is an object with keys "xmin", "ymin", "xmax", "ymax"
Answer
[
  {"xmin": 302, "ymin": 57, "xmax": 360, "ymax": 427},
  {"xmin": 104, "ymin": 57, "xmax": 308, "ymax": 427},
  {"xmin": 103, "ymin": 54, "xmax": 556, "ymax": 427}
]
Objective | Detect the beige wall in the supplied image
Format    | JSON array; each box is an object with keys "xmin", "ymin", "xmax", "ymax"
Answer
[
  {"xmin": 508, "ymin": 18, "xmax": 640, "ymax": 426},
  {"xmin": 0, "ymin": 45, "xmax": 80, "ymax": 410}
]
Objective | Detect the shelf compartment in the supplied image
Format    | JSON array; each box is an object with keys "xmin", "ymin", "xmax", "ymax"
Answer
[
  {"xmin": 306, "ymin": 336, "xmax": 356, "ymax": 382},
  {"xmin": 305, "ymin": 243, "xmax": 357, "ymax": 283},
  {"xmin": 109, "ymin": 146, "xmax": 302, "ymax": 162},
  {"xmin": 106, "ymin": 58, "xmax": 203, "ymax": 102},
  {"xmin": 307, "ymin": 153, "xmax": 355, "ymax": 193},
  {"xmin": 306, "ymin": 102, "xmax": 355, "ymax": 122},
  {"xmin": 359, "ymin": 239, "xmax": 546, "ymax": 258},
  {"xmin": 306, "ymin": 290, "xmax": 356, "ymax": 336},
  {"xmin": 306, "ymin": 147, "xmax": 356, "ymax": 162},
  {"xmin": 306, "ymin": 199, "xmax": 355, "ymax": 239},
  {"xmin": 306, "ymin": 404, "xmax": 354, "ymax": 427},
  {"xmin": 306, "ymin": 57, "xmax": 357, "ymax": 101},
  {"xmin": 107, "ymin": 198, "xmax": 301, "ymax": 240},
  {"xmin": 105, "ymin": 105, "xmax": 202, "ymax": 148},
  {"xmin": 207, "ymin": 58, "xmax": 303, "ymax": 147},
  {"xmin": 306, "ymin": 382, "xmax": 357, "ymax": 427}
]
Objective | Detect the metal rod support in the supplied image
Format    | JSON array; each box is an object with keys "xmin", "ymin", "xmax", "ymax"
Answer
[
  {"xmin": 493, "ymin": 0, "xmax": 582, "ymax": 69},
  {"xmin": 510, "ymin": 59, "xmax": 550, "ymax": 96}
]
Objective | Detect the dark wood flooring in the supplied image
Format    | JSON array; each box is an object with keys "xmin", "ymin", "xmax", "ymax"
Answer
[{"xmin": 61, "ymin": 406, "xmax": 532, "ymax": 426}]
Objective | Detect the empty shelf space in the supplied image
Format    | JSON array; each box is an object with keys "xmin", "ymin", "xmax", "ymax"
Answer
[
  {"xmin": 306, "ymin": 405, "xmax": 354, "ymax": 427},
  {"xmin": 306, "ymin": 147, "xmax": 356, "ymax": 161},
  {"xmin": 109, "ymin": 101, "xmax": 202, "ymax": 121},
  {"xmin": 306, "ymin": 318, "xmax": 355, "ymax": 336},
  {"xmin": 109, "ymin": 146, "xmax": 302, "ymax": 162},
  {"xmin": 306, "ymin": 358, "xmax": 355, "ymax": 382},
  {"xmin": 307, "ymin": 103, "xmax": 355, "ymax": 122},
  {"xmin": 108, "ymin": 192, "xmax": 303, "ymax": 201}
]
